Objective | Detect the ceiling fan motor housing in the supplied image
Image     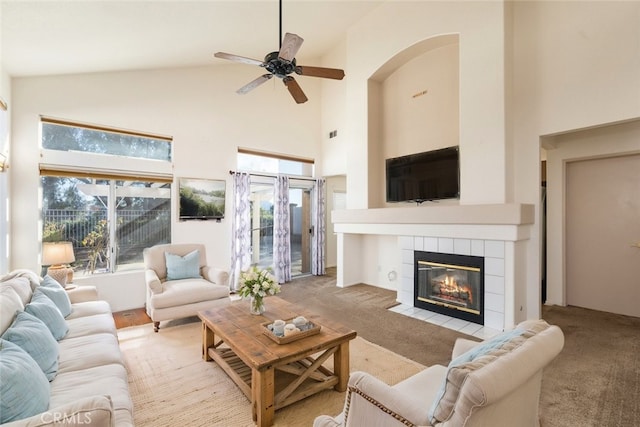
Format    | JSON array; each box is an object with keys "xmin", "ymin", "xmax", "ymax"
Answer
[{"xmin": 264, "ymin": 51, "xmax": 296, "ymax": 78}]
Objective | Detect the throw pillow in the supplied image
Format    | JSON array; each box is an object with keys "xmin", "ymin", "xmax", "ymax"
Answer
[
  {"xmin": 427, "ymin": 320, "xmax": 550, "ymax": 424},
  {"xmin": 0, "ymin": 339, "xmax": 50, "ymax": 423},
  {"xmin": 165, "ymin": 249, "xmax": 202, "ymax": 280},
  {"xmin": 39, "ymin": 275, "xmax": 73, "ymax": 317},
  {"xmin": 1, "ymin": 310, "xmax": 60, "ymax": 381},
  {"xmin": 25, "ymin": 289, "xmax": 69, "ymax": 340}
]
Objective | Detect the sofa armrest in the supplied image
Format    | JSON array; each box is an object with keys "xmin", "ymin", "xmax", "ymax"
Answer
[
  {"xmin": 340, "ymin": 371, "xmax": 433, "ymax": 427},
  {"xmin": 145, "ymin": 269, "xmax": 163, "ymax": 294},
  {"xmin": 451, "ymin": 337, "xmax": 481, "ymax": 359},
  {"xmin": 67, "ymin": 286, "xmax": 98, "ymax": 303},
  {"xmin": 2, "ymin": 395, "xmax": 115, "ymax": 427},
  {"xmin": 202, "ymin": 267, "xmax": 229, "ymax": 287}
]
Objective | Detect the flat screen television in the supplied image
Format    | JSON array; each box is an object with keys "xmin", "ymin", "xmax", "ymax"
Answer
[
  {"xmin": 386, "ymin": 146, "xmax": 460, "ymax": 203},
  {"xmin": 179, "ymin": 178, "xmax": 226, "ymax": 221}
]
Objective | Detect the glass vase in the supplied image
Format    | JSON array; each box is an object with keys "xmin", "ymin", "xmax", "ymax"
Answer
[{"xmin": 250, "ymin": 296, "xmax": 265, "ymax": 315}]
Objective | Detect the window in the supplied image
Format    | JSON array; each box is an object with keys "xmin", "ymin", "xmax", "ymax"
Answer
[
  {"xmin": 40, "ymin": 118, "xmax": 172, "ymax": 275},
  {"xmin": 42, "ymin": 118, "xmax": 171, "ymax": 161},
  {"xmin": 237, "ymin": 148, "xmax": 314, "ymax": 177}
]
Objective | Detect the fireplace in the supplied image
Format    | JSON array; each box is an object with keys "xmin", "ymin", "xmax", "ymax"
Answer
[{"xmin": 414, "ymin": 251, "xmax": 484, "ymax": 325}]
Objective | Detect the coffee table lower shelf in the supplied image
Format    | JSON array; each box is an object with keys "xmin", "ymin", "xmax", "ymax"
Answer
[{"xmin": 207, "ymin": 346, "xmax": 341, "ymax": 411}]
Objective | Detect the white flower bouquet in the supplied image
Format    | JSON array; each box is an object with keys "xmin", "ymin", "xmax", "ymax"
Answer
[{"xmin": 237, "ymin": 266, "xmax": 280, "ymax": 314}]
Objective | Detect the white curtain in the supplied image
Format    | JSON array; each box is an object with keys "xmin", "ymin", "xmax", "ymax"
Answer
[
  {"xmin": 229, "ymin": 172, "xmax": 251, "ymax": 291},
  {"xmin": 311, "ymin": 178, "xmax": 326, "ymax": 275},
  {"xmin": 273, "ymin": 175, "xmax": 291, "ymax": 283}
]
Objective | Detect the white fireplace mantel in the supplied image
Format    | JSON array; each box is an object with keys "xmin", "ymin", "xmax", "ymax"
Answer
[
  {"xmin": 331, "ymin": 203, "xmax": 536, "ymax": 331},
  {"xmin": 332, "ymin": 203, "xmax": 535, "ymax": 241}
]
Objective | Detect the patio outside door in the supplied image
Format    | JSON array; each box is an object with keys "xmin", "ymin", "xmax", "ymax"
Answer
[{"xmin": 249, "ymin": 180, "xmax": 312, "ymax": 277}]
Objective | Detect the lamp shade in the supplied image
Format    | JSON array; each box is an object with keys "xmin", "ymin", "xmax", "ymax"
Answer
[{"xmin": 42, "ymin": 242, "xmax": 75, "ymax": 266}]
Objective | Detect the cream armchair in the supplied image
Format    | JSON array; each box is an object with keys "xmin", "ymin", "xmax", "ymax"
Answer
[
  {"xmin": 314, "ymin": 319, "xmax": 564, "ymax": 427},
  {"xmin": 143, "ymin": 243, "xmax": 230, "ymax": 332}
]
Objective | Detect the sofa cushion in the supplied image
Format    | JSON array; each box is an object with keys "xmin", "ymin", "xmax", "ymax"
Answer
[
  {"xmin": 65, "ymin": 313, "xmax": 117, "ymax": 339},
  {"xmin": 1, "ymin": 310, "xmax": 60, "ymax": 381},
  {"xmin": 0, "ymin": 277, "xmax": 32, "ymax": 306},
  {"xmin": 18, "ymin": 395, "xmax": 115, "ymax": 427},
  {"xmin": 0, "ymin": 339, "xmax": 51, "ymax": 423},
  {"xmin": 38, "ymin": 275, "xmax": 73, "ymax": 317},
  {"xmin": 428, "ymin": 320, "xmax": 551, "ymax": 424},
  {"xmin": 149, "ymin": 278, "xmax": 229, "ymax": 309},
  {"xmin": 65, "ymin": 300, "xmax": 112, "ymax": 320},
  {"xmin": 58, "ymin": 333, "xmax": 124, "ymax": 374},
  {"xmin": 50, "ymin": 363, "xmax": 133, "ymax": 414},
  {"xmin": 25, "ymin": 289, "xmax": 69, "ymax": 340},
  {"xmin": 0, "ymin": 285, "xmax": 24, "ymax": 336},
  {"xmin": 165, "ymin": 249, "xmax": 202, "ymax": 280}
]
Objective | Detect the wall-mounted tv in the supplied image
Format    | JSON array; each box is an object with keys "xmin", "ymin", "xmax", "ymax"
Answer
[
  {"xmin": 386, "ymin": 146, "xmax": 460, "ymax": 203},
  {"xmin": 179, "ymin": 178, "xmax": 226, "ymax": 221}
]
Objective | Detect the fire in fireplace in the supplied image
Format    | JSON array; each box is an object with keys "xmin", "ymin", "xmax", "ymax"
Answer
[{"xmin": 414, "ymin": 251, "xmax": 484, "ymax": 325}]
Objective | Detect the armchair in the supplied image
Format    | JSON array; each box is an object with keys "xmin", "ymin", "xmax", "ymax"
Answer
[
  {"xmin": 314, "ymin": 319, "xmax": 564, "ymax": 427},
  {"xmin": 143, "ymin": 243, "xmax": 230, "ymax": 332}
]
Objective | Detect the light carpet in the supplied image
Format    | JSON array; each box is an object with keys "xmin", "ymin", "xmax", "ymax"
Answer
[{"xmin": 118, "ymin": 318, "xmax": 425, "ymax": 426}]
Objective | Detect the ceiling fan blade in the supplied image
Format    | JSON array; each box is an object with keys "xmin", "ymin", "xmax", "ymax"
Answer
[
  {"xmin": 295, "ymin": 65, "xmax": 345, "ymax": 80},
  {"xmin": 278, "ymin": 33, "xmax": 304, "ymax": 62},
  {"xmin": 283, "ymin": 76, "xmax": 308, "ymax": 104},
  {"xmin": 237, "ymin": 74, "xmax": 273, "ymax": 94},
  {"xmin": 214, "ymin": 52, "xmax": 264, "ymax": 67}
]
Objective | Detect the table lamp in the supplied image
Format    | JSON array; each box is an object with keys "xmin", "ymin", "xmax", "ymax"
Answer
[{"xmin": 42, "ymin": 242, "xmax": 75, "ymax": 287}]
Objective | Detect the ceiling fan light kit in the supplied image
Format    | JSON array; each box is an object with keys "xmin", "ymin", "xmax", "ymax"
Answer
[{"xmin": 213, "ymin": 0, "xmax": 345, "ymax": 104}]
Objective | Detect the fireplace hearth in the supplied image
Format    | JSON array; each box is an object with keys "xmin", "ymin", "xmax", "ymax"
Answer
[{"xmin": 414, "ymin": 251, "xmax": 484, "ymax": 325}]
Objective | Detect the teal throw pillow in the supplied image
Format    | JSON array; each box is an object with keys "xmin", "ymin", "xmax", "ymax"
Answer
[
  {"xmin": 165, "ymin": 249, "xmax": 202, "ymax": 280},
  {"xmin": 39, "ymin": 275, "xmax": 72, "ymax": 317},
  {"xmin": 25, "ymin": 289, "xmax": 69, "ymax": 340},
  {"xmin": 0, "ymin": 339, "xmax": 50, "ymax": 423},
  {"xmin": 1, "ymin": 310, "xmax": 60, "ymax": 381}
]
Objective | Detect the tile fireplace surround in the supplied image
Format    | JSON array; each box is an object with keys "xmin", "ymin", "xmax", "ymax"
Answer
[{"xmin": 332, "ymin": 203, "xmax": 535, "ymax": 332}]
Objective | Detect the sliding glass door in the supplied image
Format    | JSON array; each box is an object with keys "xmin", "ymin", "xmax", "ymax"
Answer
[{"xmin": 249, "ymin": 179, "xmax": 312, "ymax": 277}]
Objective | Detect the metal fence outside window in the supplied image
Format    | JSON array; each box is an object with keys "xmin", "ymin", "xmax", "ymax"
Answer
[{"xmin": 43, "ymin": 208, "xmax": 171, "ymax": 272}]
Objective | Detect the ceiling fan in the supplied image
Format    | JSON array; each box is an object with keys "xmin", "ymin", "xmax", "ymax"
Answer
[{"xmin": 213, "ymin": 0, "xmax": 345, "ymax": 104}]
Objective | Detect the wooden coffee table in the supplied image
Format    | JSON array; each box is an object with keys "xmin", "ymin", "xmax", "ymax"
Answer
[{"xmin": 198, "ymin": 296, "xmax": 357, "ymax": 427}]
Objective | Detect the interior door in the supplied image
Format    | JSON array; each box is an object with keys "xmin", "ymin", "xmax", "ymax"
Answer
[{"xmin": 565, "ymin": 153, "xmax": 640, "ymax": 317}]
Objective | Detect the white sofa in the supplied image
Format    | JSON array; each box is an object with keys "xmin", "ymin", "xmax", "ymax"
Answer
[
  {"xmin": 143, "ymin": 243, "xmax": 230, "ymax": 332},
  {"xmin": 0, "ymin": 270, "xmax": 133, "ymax": 426},
  {"xmin": 314, "ymin": 319, "xmax": 564, "ymax": 427}
]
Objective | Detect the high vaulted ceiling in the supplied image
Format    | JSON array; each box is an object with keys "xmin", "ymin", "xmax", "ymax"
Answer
[{"xmin": 1, "ymin": 0, "xmax": 383, "ymax": 78}]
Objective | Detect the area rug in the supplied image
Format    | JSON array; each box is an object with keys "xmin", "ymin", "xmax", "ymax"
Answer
[{"xmin": 118, "ymin": 318, "xmax": 425, "ymax": 426}]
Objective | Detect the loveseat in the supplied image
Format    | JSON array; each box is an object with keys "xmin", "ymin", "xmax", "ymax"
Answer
[
  {"xmin": 314, "ymin": 319, "xmax": 564, "ymax": 427},
  {"xmin": 143, "ymin": 243, "xmax": 230, "ymax": 332},
  {"xmin": 0, "ymin": 270, "xmax": 133, "ymax": 426}
]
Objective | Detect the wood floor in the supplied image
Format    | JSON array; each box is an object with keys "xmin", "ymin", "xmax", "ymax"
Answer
[{"xmin": 113, "ymin": 308, "xmax": 152, "ymax": 329}]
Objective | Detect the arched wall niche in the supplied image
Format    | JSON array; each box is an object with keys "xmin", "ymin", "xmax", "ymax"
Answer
[{"xmin": 367, "ymin": 34, "xmax": 460, "ymax": 208}]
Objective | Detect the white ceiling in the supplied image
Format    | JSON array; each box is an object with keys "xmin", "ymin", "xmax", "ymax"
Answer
[{"xmin": 1, "ymin": 0, "xmax": 383, "ymax": 78}]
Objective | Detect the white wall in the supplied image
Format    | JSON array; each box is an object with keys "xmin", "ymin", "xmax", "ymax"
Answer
[
  {"xmin": 0, "ymin": 2, "xmax": 12, "ymax": 275},
  {"xmin": 513, "ymin": 0, "xmax": 640, "ymax": 315},
  {"xmin": 10, "ymin": 64, "xmax": 321, "ymax": 310},
  {"xmin": 381, "ymin": 43, "xmax": 459, "ymax": 161}
]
